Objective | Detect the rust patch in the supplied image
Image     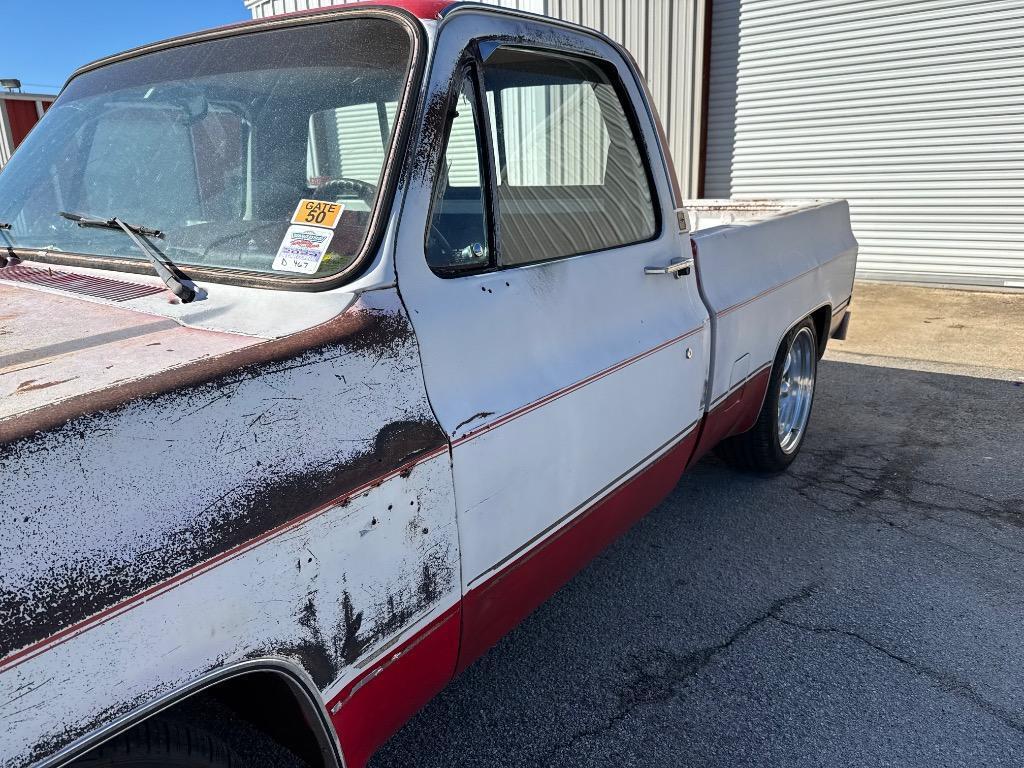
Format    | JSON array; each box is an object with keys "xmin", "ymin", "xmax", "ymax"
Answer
[
  {"xmin": 0, "ymin": 302, "xmax": 413, "ymax": 445},
  {"xmin": 14, "ymin": 377, "xmax": 79, "ymax": 394},
  {"xmin": 454, "ymin": 411, "xmax": 495, "ymax": 433}
]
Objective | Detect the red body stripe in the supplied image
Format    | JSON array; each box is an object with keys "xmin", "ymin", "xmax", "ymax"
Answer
[
  {"xmin": 715, "ymin": 251, "xmax": 847, "ymax": 318},
  {"xmin": 330, "ymin": 375, "xmax": 776, "ymax": 765},
  {"xmin": 7, "ymin": 322, "xmax": 775, "ymax": 768},
  {"xmin": 0, "ymin": 328, "xmax": 702, "ymax": 674},
  {"xmin": 328, "ymin": 428, "xmax": 701, "ymax": 767},
  {"xmin": 453, "ymin": 326, "xmax": 704, "ymax": 445}
]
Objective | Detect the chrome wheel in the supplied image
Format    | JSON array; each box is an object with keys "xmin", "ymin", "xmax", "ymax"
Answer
[{"xmin": 777, "ymin": 327, "xmax": 815, "ymax": 454}]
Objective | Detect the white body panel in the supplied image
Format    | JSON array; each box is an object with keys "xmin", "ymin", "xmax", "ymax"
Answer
[
  {"xmin": 0, "ymin": 455, "xmax": 456, "ymax": 764},
  {"xmin": 686, "ymin": 199, "xmax": 858, "ymax": 406},
  {"xmin": 394, "ymin": 11, "xmax": 711, "ymax": 589},
  {"xmin": 0, "ymin": 290, "xmax": 459, "ymax": 768}
]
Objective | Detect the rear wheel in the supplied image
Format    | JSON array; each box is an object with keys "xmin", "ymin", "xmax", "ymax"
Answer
[{"xmin": 715, "ymin": 318, "xmax": 818, "ymax": 473}]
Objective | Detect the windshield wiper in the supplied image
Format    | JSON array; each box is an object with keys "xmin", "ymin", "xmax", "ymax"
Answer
[
  {"xmin": 0, "ymin": 222, "xmax": 18, "ymax": 267},
  {"xmin": 59, "ymin": 211, "xmax": 197, "ymax": 303}
]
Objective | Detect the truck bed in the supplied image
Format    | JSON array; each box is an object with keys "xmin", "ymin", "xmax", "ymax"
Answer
[{"xmin": 685, "ymin": 199, "xmax": 857, "ymax": 432}]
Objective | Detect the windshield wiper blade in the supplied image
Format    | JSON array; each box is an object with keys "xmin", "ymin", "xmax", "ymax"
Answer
[
  {"xmin": 60, "ymin": 211, "xmax": 162, "ymax": 238},
  {"xmin": 59, "ymin": 211, "xmax": 197, "ymax": 303}
]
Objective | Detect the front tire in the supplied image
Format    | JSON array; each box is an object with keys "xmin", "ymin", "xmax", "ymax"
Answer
[
  {"xmin": 70, "ymin": 718, "xmax": 237, "ymax": 768},
  {"xmin": 715, "ymin": 318, "xmax": 818, "ymax": 473}
]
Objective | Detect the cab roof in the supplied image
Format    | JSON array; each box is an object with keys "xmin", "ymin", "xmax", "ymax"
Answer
[
  {"xmin": 247, "ymin": 1, "xmax": 457, "ymax": 23},
  {"xmin": 307, "ymin": 1, "xmax": 455, "ymax": 19},
  {"xmin": 69, "ymin": 2, "xmax": 466, "ymax": 86}
]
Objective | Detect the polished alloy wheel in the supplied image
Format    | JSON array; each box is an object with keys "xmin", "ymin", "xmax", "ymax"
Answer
[{"xmin": 777, "ymin": 326, "xmax": 815, "ymax": 453}]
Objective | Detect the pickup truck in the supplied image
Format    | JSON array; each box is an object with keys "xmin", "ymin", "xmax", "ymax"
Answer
[{"xmin": 0, "ymin": 3, "xmax": 857, "ymax": 767}]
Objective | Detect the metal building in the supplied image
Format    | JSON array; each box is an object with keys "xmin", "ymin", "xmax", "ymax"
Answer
[
  {"xmin": 245, "ymin": 0, "xmax": 1024, "ymax": 289},
  {"xmin": 244, "ymin": 0, "xmax": 708, "ymax": 199},
  {"xmin": 706, "ymin": 0, "xmax": 1024, "ymax": 288}
]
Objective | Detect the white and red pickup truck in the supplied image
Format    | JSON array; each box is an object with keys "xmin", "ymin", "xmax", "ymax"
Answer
[{"xmin": 0, "ymin": 3, "xmax": 857, "ymax": 767}]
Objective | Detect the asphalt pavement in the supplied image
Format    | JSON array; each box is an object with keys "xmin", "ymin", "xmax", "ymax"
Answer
[{"xmin": 371, "ymin": 355, "xmax": 1024, "ymax": 767}]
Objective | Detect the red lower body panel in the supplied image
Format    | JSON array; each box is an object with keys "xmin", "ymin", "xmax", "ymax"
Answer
[
  {"xmin": 329, "ymin": 604, "xmax": 461, "ymax": 768},
  {"xmin": 331, "ymin": 428, "xmax": 707, "ymax": 765},
  {"xmin": 457, "ymin": 429, "xmax": 699, "ymax": 672},
  {"xmin": 687, "ymin": 366, "xmax": 771, "ymax": 468}
]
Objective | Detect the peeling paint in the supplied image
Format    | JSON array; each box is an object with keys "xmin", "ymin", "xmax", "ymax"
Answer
[
  {"xmin": 0, "ymin": 289, "xmax": 461, "ymax": 767},
  {"xmin": 453, "ymin": 411, "xmax": 495, "ymax": 433}
]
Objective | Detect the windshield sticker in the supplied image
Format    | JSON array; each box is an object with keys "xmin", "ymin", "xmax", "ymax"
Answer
[
  {"xmin": 291, "ymin": 199, "xmax": 345, "ymax": 230},
  {"xmin": 272, "ymin": 224, "xmax": 334, "ymax": 274}
]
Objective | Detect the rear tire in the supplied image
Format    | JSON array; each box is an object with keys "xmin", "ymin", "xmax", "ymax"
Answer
[
  {"xmin": 715, "ymin": 318, "xmax": 818, "ymax": 473},
  {"xmin": 70, "ymin": 717, "xmax": 237, "ymax": 768}
]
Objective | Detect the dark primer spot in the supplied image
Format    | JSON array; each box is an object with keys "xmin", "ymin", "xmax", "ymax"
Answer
[
  {"xmin": 271, "ymin": 595, "xmax": 338, "ymax": 689},
  {"xmin": 454, "ymin": 411, "xmax": 495, "ymax": 433},
  {"xmin": 337, "ymin": 590, "xmax": 367, "ymax": 666},
  {"xmin": 331, "ymin": 548, "xmax": 455, "ymax": 671}
]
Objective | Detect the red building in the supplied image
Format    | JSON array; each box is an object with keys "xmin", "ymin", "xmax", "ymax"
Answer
[{"xmin": 0, "ymin": 89, "xmax": 55, "ymax": 168}]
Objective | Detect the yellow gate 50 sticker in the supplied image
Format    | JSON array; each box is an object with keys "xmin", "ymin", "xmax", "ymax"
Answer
[
  {"xmin": 292, "ymin": 199, "xmax": 344, "ymax": 229},
  {"xmin": 272, "ymin": 224, "xmax": 334, "ymax": 274}
]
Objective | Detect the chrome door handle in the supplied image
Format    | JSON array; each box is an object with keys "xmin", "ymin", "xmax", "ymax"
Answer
[{"xmin": 644, "ymin": 257, "xmax": 694, "ymax": 278}]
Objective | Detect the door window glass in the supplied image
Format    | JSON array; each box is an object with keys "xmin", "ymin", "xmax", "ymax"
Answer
[
  {"xmin": 483, "ymin": 47, "xmax": 657, "ymax": 267},
  {"xmin": 425, "ymin": 76, "xmax": 491, "ymax": 273}
]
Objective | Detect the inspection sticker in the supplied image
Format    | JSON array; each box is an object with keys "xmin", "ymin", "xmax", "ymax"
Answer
[
  {"xmin": 291, "ymin": 199, "xmax": 344, "ymax": 229},
  {"xmin": 272, "ymin": 224, "xmax": 334, "ymax": 274}
]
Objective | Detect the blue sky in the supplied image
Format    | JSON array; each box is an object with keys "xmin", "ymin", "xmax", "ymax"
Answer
[{"xmin": 1, "ymin": 1, "xmax": 249, "ymax": 94}]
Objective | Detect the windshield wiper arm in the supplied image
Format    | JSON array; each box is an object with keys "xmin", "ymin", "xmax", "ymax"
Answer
[
  {"xmin": 0, "ymin": 222, "xmax": 11, "ymax": 230},
  {"xmin": 59, "ymin": 211, "xmax": 197, "ymax": 303}
]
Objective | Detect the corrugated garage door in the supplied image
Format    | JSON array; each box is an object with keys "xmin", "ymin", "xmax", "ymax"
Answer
[
  {"xmin": 246, "ymin": 0, "xmax": 708, "ymax": 196},
  {"xmin": 705, "ymin": 0, "xmax": 1024, "ymax": 288}
]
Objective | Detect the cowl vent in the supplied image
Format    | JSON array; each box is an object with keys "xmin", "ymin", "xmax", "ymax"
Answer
[{"xmin": 0, "ymin": 263, "xmax": 164, "ymax": 302}]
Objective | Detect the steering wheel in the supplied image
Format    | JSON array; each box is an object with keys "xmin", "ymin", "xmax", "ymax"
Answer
[{"xmin": 312, "ymin": 178, "xmax": 377, "ymax": 206}]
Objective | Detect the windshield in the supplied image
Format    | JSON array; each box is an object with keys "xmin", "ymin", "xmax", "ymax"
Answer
[{"xmin": 0, "ymin": 16, "xmax": 415, "ymax": 285}]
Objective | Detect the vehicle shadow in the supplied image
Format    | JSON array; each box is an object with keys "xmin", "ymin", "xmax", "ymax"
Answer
[{"xmin": 370, "ymin": 360, "xmax": 1024, "ymax": 768}]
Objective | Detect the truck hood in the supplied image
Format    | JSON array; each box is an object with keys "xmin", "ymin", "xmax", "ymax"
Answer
[{"xmin": 0, "ymin": 281, "xmax": 262, "ymax": 431}]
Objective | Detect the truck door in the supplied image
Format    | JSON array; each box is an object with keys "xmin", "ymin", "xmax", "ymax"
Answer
[{"xmin": 394, "ymin": 13, "xmax": 711, "ymax": 666}]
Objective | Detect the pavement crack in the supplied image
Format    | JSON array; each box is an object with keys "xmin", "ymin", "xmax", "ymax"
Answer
[
  {"xmin": 535, "ymin": 584, "xmax": 817, "ymax": 767},
  {"xmin": 772, "ymin": 615, "xmax": 1024, "ymax": 736},
  {"xmin": 792, "ymin": 440, "xmax": 1024, "ymax": 561}
]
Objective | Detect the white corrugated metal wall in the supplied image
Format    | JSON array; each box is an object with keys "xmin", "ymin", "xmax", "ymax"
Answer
[
  {"xmin": 244, "ymin": 0, "xmax": 707, "ymax": 197},
  {"xmin": 706, "ymin": 0, "xmax": 1024, "ymax": 288}
]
